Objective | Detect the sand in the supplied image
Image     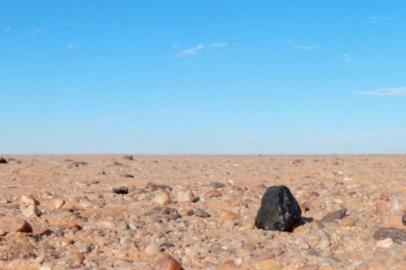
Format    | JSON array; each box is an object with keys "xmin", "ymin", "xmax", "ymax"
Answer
[{"xmin": 0, "ymin": 155, "xmax": 405, "ymax": 269}]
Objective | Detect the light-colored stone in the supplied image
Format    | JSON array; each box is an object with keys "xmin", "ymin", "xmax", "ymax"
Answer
[
  {"xmin": 0, "ymin": 217, "xmax": 33, "ymax": 233},
  {"xmin": 376, "ymin": 238, "xmax": 393, "ymax": 248},
  {"xmin": 21, "ymin": 205, "xmax": 41, "ymax": 218},
  {"xmin": 21, "ymin": 195, "xmax": 39, "ymax": 206},
  {"xmin": 145, "ymin": 241, "xmax": 161, "ymax": 256},
  {"xmin": 154, "ymin": 193, "xmax": 172, "ymax": 206},
  {"xmin": 177, "ymin": 190, "xmax": 195, "ymax": 202},
  {"xmin": 53, "ymin": 198, "xmax": 65, "ymax": 209}
]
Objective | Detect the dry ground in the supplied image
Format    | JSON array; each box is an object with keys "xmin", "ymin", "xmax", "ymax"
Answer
[{"xmin": 0, "ymin": 155, "xmax": 405, "ymax": 269}]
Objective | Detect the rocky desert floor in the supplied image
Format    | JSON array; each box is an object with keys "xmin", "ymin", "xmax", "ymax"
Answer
[{"xmin": 0, "ymin": 155, "xmax": 405, "ymax": 270}]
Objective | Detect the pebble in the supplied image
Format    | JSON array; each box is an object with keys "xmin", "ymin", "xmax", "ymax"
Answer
[
  {"xmin": 154, "ymin": 192, "xmax": 172, "ymax": 206},
  {"xmin": 205, "ymin": 190, "xmax": 222, "ymax": 198},
  {"xmin": 112, "ymin": 186, "xmax": 129, "ymax": 194},
  {"xmin": 0, "ymin": 217, "xmax": 33, "ymax": 233},
  {"xmin": 21, "ymin": 195, "xmax": 39, "ymax": 206},
  {"xmin": 375, "ymin": 200, "xmax": 390, "ymax": 213},
  {"xmin": 21, "ymin": 205, "xmax": 41, "ymax": 218},
  {"xmin": 177, "ymin": 190, "xmax": 196, "ymax": 202},
  {"xmin": 320, "ymin": 208, "xmax": 347, "ymax": 223},
  {"xmin": 53, "ymin": 198, "xmax": 65, "ymax": 209},
  {"xmin": 373, "ymin": 227, "xmax": 406, "ymax": 244},
  {"xmin": 145, "ymin": 241, "xmax": 161, "ymax": 256},
  {"xmin": 155, "ymin": 255, "xmax": 182, "ymax": 270},
  {"xmin": 341, "ymin": 216, "xmax": 356, "ymax": 227},
  {"xmin": 195, "ymin": 208, "xmax": 211, "ymax": 218},
  {"xmin": 376, "ymin": 238, "xmax": 394, "ymax": 248},
  {"xmin": 402, "ymin": 212, "xmax": 406, "ymax": 226}
]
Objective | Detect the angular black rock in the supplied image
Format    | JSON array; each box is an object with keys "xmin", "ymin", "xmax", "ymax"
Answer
[
  {"xmin": 255, "ymin": 185, "xmax": 302, "ymax": 232},
  {"xmin": 0, "ymin": 157, "xmax": 7, "ymax": 164}
]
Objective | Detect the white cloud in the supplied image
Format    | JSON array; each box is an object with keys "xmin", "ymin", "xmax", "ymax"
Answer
[
  {"xmin": 356, "ymin": 87, "xmax": 406, "ymax": 96},
  {"xmin": 287, "ymin": 39, "xmax": 318, "ymax": 50},
  {"xmin": 176, "ymin": 42, "xmax": 228, "ymax": 57},
  {"xmin": 177, "ymin": 44, "xmax": 205, "ymax": 56},
  {"xmin": 368, "ymin": 16, "xmax": 392, "ymax": 24},
  {"xmin": 342, "ymin": 53, "xmax": 352, "ymax": 62},
  {"xmin": 208, "ymin": 42, "xmax": 227, "ymax": 49},
  {"xmin": 30, "ymin": 28, "xmax": 44, "ymax": 36},
  {"xmin": 66, "ymin": 43, "xmax": 76, "ymax": 50}
]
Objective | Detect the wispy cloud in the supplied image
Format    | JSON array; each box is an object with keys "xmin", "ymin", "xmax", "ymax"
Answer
[
  {"xmin": 176, "ymin": 42, "xmax": 228, "ymax": 57},
  {"xmin": 356, "ymin": 87, "xmax": 406, "ymax": 96},
  {"xmin": 342, "ymin": 53, "xmax": 352, "ymax": 62},
  {"xmin": 30, "ymin": 28, "xmax": 44, "ymax": 36},
  {"xmin": 368, "ymin": 16, "xmax": 392, "ymax": 24},
  {"xmin": 287, "ymin": 39, "xmax": 318, "ymax": 50},
  {"xmin": 66, "ymin": 43, "xmax": 76, "ymax": 50}
]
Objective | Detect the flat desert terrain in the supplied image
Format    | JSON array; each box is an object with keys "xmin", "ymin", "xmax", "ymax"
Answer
[{"xmin": 0, "ymin": 155, "xmax": 405, "ymax": 269}]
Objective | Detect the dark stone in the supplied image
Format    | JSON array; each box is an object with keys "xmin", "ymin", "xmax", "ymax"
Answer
[
  {"xmin": 0, "ymin": 157, "xmax": 8, "ymax": 164},
  {"xmin": 73, "ymin": 161, "xmax": 87, "ymax": 167},
  {"xmin": 160, "ymin": 242, "xmax": 175, "ymax": 251},
  {"xmin": 121, "ymin": 174, "xmax": 134, "ymax": 178},
  {"xmin": 162, "ymin": 207, "xmax": 182, "ymax": 220},
  {"xmin": 153, "ymin": 207, "xmax": 182, "ymax": 221},
  {"xmin": 210, "ymin": 182, "xmax": 225, "ymax": 189},
  {"xmin": 195, "ymin": 208, "xmax": 211, "ymax": 218},
  {"xmin": 255, "ymin": 185, "xmax": 302, "ymax": 232},
  {"xmin": 112, "ymin": 186, "xmax": 129, "ymax": 194},
  {"xmin": 145, "ymin": 182, "xmax": 172, "ymax": 192},
  {"xmin": 320, "ymin": 208, "xmax": 347, "ymax": 223},
  {"xmin": 402, "ymin": 212, "xmax": 406, "ymax": 226},
  {"xmin": 373, "ymin": 227, "xmax": 406, "ymax": 244},
  {"xmin": 122, "ymin": 155, "xmax": 134, "ymax": 161}
]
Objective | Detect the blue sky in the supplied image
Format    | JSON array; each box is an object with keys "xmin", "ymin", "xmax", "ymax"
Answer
[{"xmin": 1, "ymin": 1, "xmax": 406, "ymax": 154}]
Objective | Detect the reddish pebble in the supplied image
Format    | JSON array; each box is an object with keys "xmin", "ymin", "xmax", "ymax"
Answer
[
  {"xmin": 205, "ymin": 190, "xmax": 222, "ymax": 198},
  {"xmin": 155, "ymin": 255, "xmax": 181, "ymax": 270}
]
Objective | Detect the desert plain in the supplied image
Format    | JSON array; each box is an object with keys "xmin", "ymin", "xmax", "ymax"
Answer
[{"xmin": 0, "ymin": 155, "xmax": 405, "ymax": 269}]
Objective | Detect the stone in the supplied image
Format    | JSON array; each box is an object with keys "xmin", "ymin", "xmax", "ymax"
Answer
[
  {"xmin": 22, "ymin": 205, "xmax": 41, "ymax": 218},
  {"xmin": 373, "ymin": 227, "xmax": 406, "ymax": 244},
  {"xmin": 205, "ymin": 190, "xmax": 222, "ymax": 198},
  {"xmin": 246, "ymin": 258, "xmax": 282, "ymax": 270},
  {"xmin": 341, "ymin": 216, "xmax": 356, "ymax": 227},
  {"xmin": 112, "ymin": 186, "xmax": 129, "ymax": 194},
  {"xmin": 155, "ymin": 255, "xmax": 181, "ymax": 270},
  {"xmin": 255, "ymin": 185, "xmax": 302, "ymax": 232},
  {"xmin": 0, "ymin": 157, "xmax": 7, "ymax": 164},
  {"xmin": 160, "ymin": 242, "xmax": 175, "ymax": 251},
  {"xmin": 154, "ymin": 193, "xmax": 172, "ymax": 206},
  {"xmin": 375, "ymin": 200, "xmax": 390, "ymax": 213},
  {"xmin": 220, "ymin": 209, "xmax": 240, "ymax": 221},
  {"xmin": 320, "ymin": 208, "xmax": 347, "ymax": 223},
  {"xmin": 53, "ymin": 198, "xmax": 65, "ymax": 209},
  {"xmin": 0, "ymin": 217, "xmax": 33, "ymax": 233},
  {"xmin": 210, "ymin": 181, "xmax": 225, "ymax": 189},
  {"xmin": 145, "ymin": 241, "xmax": 161, "ymax": 256},
  {"xmin": 402, "ymin": 212, "xmax": 406, "ymax": 226},
  {"xmin": 122, "ymin": 155, "xmax": 134, "ymax": 160},
  {"xmin": 195, "ymin": 208, "xmax": 211, "ymax": 218},
  {"xmin": 21, "ymin": 195, "xmax": 39, "ymax": 206},
  {"xmin": 376, "ymin": 238, "xmax": 393, "ymax": 248},
  {"xmin": 177, "ymin": 190, "xmax": 196, "ymax": 202}
]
